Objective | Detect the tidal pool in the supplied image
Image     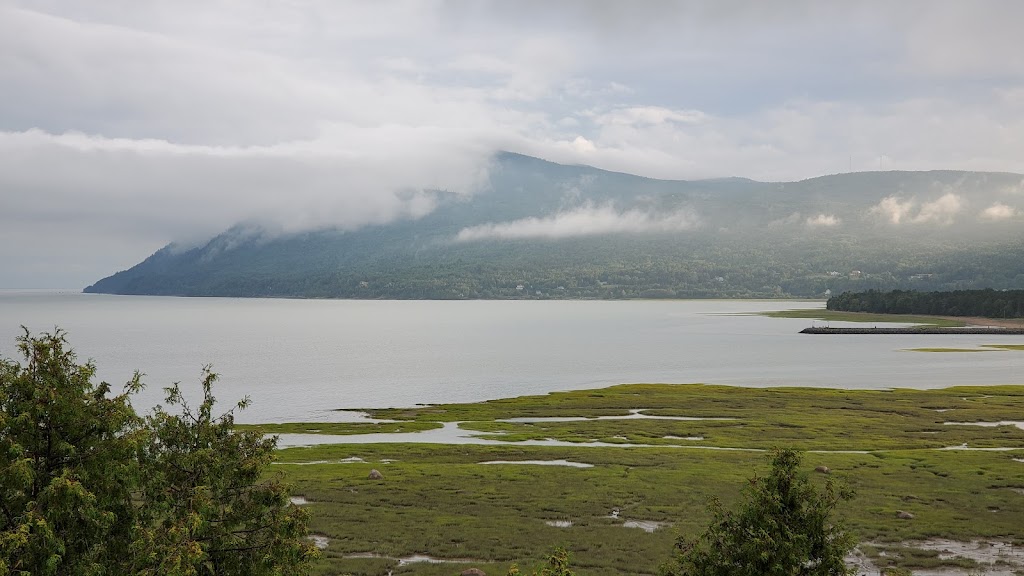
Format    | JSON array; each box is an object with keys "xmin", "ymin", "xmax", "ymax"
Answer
[{"xmin": 479, "ymin": 459, "xmax": 594, "ymax": 468}]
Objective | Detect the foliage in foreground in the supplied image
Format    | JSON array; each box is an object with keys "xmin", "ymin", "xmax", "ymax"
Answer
[
  {"xmin": 0, "ymin": 329, "xmax": 318, "ymax": 575},
  {"xmin": 661, "ymin": 449, "xmax": 855, "ymax": 576}
]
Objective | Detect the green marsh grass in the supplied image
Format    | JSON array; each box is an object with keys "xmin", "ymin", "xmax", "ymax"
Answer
[{"xmin": 257, "ymin": 383, "xmax": 1024, "ymax": 575}]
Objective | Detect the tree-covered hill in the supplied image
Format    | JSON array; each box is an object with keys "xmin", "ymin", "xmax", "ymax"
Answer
[
  {"xmin": 827, "ymin": 289, "xmax": 1024, "ymax": 318},
  {"xmin": 85, "ymin": 153, "xmax": 1024, "ymax": 299}
]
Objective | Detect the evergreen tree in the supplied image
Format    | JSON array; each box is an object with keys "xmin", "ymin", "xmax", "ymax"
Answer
[
  {"xmin": 0, "ymin": 329, "xmax": 317, "ymax": 575},
  {"xmin": 661, "ymin": 449, "xmax": 854, "ymax": 576}
]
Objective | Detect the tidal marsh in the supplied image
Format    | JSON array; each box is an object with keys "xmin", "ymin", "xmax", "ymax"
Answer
[{"xmin": 257, "ymin": 383, "xmax": 1024, "ymax": 575}]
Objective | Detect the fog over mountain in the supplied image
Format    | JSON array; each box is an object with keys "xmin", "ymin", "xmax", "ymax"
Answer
[
  {"xmin": 85, "ymin": 153, "xmax": 1024, "ymax": 299},
  {"xmin": 3, "ymin": 2, "xmax": 1024, "ymax": 288}
]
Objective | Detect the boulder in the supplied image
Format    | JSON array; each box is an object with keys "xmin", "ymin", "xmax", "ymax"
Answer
[
  {"xmin": 461, "ymin": 569, "xmax": 486, "ymax": 576},
  {"xmin": 368, "ymin": 469, "xmax": 384, "ymax": 480},
  {"xmin": 814, "ymin": 465, "xmax": 830, "ymax": 474},
  {"xmin": 896, "ymin": 510, "xmax": 914, "ymax": 520}
]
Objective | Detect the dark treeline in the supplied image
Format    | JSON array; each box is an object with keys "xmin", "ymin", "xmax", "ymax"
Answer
[{"xmin": 827, "ymin": 289, "xmax": 1024, "ymax": 318}]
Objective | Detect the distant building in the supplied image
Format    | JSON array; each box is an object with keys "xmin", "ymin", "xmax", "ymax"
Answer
[{"xmin": 849, "ymin": 270, "xmax": 862, "ymax": 279}]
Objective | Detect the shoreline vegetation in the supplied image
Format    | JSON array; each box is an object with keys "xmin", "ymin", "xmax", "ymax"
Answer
[
  {"xmin": 827, "ymin": 289, "xmax": 1024, "ymax": 320},
  {"xmin": 801, "ymin": 326, "xmax": 1024, "ymax": 334},
  {"xmin": 761, "ymin": 306, "xmax": 1024, "ymax": 329},
  {"xmin": 259, "ymin": 383, "xmax": 1024, "ymax": 576}
]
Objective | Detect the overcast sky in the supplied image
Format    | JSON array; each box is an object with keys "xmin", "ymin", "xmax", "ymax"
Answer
[{"xmin": 3, "ymin": 0, "xmax": 1024, "ymax": 288}]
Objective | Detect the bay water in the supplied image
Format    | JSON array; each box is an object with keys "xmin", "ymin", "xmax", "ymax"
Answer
[{"xmin": 1, "ymin": 291, "xmax": 1021, "ymax": 423}]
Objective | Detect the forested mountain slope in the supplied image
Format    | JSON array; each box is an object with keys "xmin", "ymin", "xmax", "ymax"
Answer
[{"xmin": 85, "ymin": 153, "xmax": 1024, "ymax": 299}]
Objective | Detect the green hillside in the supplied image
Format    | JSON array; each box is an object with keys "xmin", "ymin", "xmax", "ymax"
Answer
[{"xmin": 85, "ymin": 153, "xmax": 1024, "ymax": 299}]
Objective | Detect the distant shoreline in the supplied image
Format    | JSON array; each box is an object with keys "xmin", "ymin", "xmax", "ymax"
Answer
[{"xmin": 801, "ymin": 326, "xmax": 1024, "ymax": 335}]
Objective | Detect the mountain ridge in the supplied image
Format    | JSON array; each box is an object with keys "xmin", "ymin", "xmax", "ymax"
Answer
[{"xmin": 85, "ymin": 153, "xmax": 1024, "ymax": 299}]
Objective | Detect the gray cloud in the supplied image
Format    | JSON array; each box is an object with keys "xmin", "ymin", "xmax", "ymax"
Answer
[{"xmin": 3, "ymin": 1, "xmax": 1024, "ymax": 286}]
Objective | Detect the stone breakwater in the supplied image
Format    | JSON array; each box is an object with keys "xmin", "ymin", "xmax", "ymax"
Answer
[{"xmin": 801, "ymin": 327, "xmax": 1024, "ymax": 335}]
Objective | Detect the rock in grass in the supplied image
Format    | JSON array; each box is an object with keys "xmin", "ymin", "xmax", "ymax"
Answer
[
  {"xmin": 368, "ymin": 469, "xmax": 384, "ymax": 480},
  {"xmin": 896, "ymin": 510, "xmax": 914, "ymax": 519},
  {"xmin": 814, "ymin": 465, "xmax": 830, "ymax": 474},
  {"xmin": 461, "ymin": 569, "xmax": 486, "ymax": 576}
]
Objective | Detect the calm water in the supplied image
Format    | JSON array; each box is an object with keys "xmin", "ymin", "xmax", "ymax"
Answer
[{"xmin": 1, "ymin": 291, "xmax": 1021, "ymax": 423}]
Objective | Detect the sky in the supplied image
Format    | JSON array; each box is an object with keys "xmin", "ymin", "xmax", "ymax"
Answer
[{"xmin": 3, "ymin": 1, "xmax": 1024, "ymax": 288}]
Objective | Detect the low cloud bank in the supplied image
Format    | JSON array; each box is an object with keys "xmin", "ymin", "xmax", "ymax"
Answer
[
  {"xmin": 0, "ymin": 128, "xmax": 492, "ymax": 241},
  {"xmin": 806, "ymin": 214, "xmax": 840, "ymax": 227},
  {"xmin": 871, "ymin": 196, "xmax": 916, "ymax": 224},
  {"xmin": 913, "ymin": 192, "xmax": 964, "ymax": 225},
  {"xmin": 980, "ymin": 202, "xmax": 1018, "ymax": 221},
  {"xmin": 456, "ymin": 203, "xmax": 698, "ymax": 241},
  {"xmin": 869, "ymin": 192, "xmax": 964, "ymax": 225}
]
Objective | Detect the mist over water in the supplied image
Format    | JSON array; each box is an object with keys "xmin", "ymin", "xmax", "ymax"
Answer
[{"xmin": 1, "ymin": 292, "xmax": 1022, "ymax": 423}]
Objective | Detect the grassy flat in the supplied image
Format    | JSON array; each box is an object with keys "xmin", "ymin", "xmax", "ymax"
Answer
[
  {"xmin": 983, "ymin": 344, "xmax": 1024, "ymax": 351},
  {"xmin": 760, "ymin": 309, "xmax": 967, "ymax": 327},
  {"xmin": 904, "ymin": 347, "xmax": 993, "ymax": 353},
  {"xmin": 903, "ymin": 344, "xmax": 1024, "ymax": 353},
  {"xmin": 278, "ymin": 444, "xmax": 1024, "ymax": 576},
  {"xmin": 261, "ymin": 383, "xmax": 1024, "ymax": 575}
]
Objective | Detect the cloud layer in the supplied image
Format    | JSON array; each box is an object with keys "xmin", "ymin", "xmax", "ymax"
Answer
[{"xmin": 4, "ymin": 1, "xmax": 1024, "ymax": 286}]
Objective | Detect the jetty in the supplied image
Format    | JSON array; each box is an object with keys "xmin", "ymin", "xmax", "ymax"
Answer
[{"xmin": 801, "ymin": 327, "xmax": 1024, "ymax": 335}]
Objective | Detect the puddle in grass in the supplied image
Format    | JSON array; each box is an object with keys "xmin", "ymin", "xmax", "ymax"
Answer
[
  {"xmin": 499, "ymin": 409, "xmax": 734, "ymax": 423},
  {"xmin": 345, "ymin": 552, "xmax": 481, "ymax": 566},
  {"xmin": 274, "ymin": 456, "xmax": 366, "ymax": 465},
  {"xmin": 545, "ymin": 520, "xmax": 573, "ymax": 528},
  {"xmin": 308, "ymin": 535, "xmax": 329, "ymax": 549},
  {"xmin": 851, "ymin": 539, "xmax": 1024, "ymax": 576},
  {"xmin": 938, "ymin": 445, "xmax": 1019, "ymax": 451},
  {"xmin": 622, "ymin": 520, "xmax": 670, "ymax": 533},
  {"xmin": 480, "ymin": 459, "xmax": 594, "ymax": 468},
  {"xmin": 944, "ymin": 420, "xmax": 1024, "ymax": 430},
  {"xmin": 273, "ymin": 421, "xmax": 761, "ymax": 450},
  {"xmin": 908, "ymin": 539, "xmax": 1024, "ymax": 575},
  {"xmin": 289, "ymin": 496, "xmax": 310, "ymax": 505}
]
